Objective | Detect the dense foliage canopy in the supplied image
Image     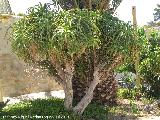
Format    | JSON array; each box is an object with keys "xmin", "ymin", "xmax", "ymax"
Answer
[
  {"xmin": 116, "ymin": 27, "xmax": 160, "ymax": 99},
  {"xmin": 12, "ymin": 3, "xmax": 135, "ymax": 68},
  {"xmin": 140, "ymin": 29, "xmax": 160, "ymax": 98}
]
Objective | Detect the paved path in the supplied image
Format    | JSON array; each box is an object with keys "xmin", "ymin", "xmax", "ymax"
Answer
[{"xmin": 3, "ymin": 90, "xmax": 65, "ymax": 105}]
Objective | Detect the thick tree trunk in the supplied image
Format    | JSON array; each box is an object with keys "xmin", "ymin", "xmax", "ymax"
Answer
[
  {"xmin": 73, "ymin": 71, "xmax": 118, "ymax": 106},
  {"xmin": 73, "ymin": 55, "xmax": 122, "ymax": 114},
  {"xmin": 63, "ymin": 61, "xmax": 74, "ymax": 110},
  {"xmin": 50, "ymin": 54, "xmax": 74, "ymax": 110},
  {"xmin": 73, "ymin": 69, "xmax": 100, "ymax": 114},
  {"xmin": 64, "ymin": 85, "xmax": 73, "ymax": 110},
  {"xmin": 53, "ymin": 72, "xmax": 73, "ymax": 110},
  {"xmin": 63, "ymin": 74, "xmax": 73, "ymax": 110}
]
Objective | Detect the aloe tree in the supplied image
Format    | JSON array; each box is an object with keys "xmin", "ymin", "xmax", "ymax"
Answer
[
  {"xmin": 57, "ymin": 0, "xmax": 124, "ymax": 107},
  {"xmin": 11, "ymin": 0, "xmax": 136, "ymax": 115}
]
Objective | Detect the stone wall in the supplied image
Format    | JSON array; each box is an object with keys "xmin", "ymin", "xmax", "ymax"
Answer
[{"xmin": 0, "ymin": 16, "xmax": 62, "ymax": 102}]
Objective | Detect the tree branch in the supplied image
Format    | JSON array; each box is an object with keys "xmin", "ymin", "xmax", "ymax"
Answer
[
  {"xmin": 52, "ymin": 73, "xmax": 66, "ymax": 86},
  {"xmin": 50, "ymin": 54, "xmax": 74, "ymax": 110},
  {"xmin": 73, "ymin": 55, "xmax": 122, "ymax": 114},
  {"xmin": 85, "ymin": 0, "xmax": 92, "ymax": 10},
  {"xmin": 49, "ymin": 53, "xmax": 65, "ymax": 80},
  {"xmin": 73, "ymin": 67, "xmax": 100, "ymax": 114},
  {"xmin": 73, "ymin": 0, "xmax": 78, "ymax": 8},
  {"xmin": 111, "ymin": 0, "xmax": 123, "ymax": 13},
  {"xmin": 97, "ymin": 0, "xmax": 111, "ymax": 11},
  {"xmin": 99, "ymin": 55, "xmax": 123, "ymax": 81},
  {"xmin": 88, "ymin": 0, "xmax": 92, "ymax": 10},
  {"xmin": 63, "ymin": 59, "xmax": 74, "ymax": 110}
]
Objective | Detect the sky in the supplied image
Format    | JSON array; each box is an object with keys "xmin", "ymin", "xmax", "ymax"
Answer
[{"xmin": 8, "ymin": 0, "xmax": 160, "ymax": 26}]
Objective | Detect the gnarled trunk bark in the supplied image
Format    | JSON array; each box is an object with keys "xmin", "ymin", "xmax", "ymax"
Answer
[
  {"xmin": 73, "ymin": 55, "xmax": 122, "ymax": 114},
  {"xmin": 73, "ymin": 69, "xmax": 100, "ymax": 114},
  {"xmin": 50, "ymin": 54, "xmax": 74, "ymax": 110},
  {"xmin": 63, "ymin": 61, "xmax": 74, "ymax": 110},
  {"xmin": 63, "ymin": 75, "xmax": 73, "ymax": 110},
  {"xmin": 64, "ymin": 84, "xmax": 73, "ymax": 110},
  {"xmin": 52, "ymin": 69, "xmax": 74, "ymax": 110}
]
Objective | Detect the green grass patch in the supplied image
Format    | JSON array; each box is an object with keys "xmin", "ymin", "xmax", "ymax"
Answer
[
  {"xmin": 0, "ymin": 98, "xmax": 108, "ymax": 120},
  {"xmin": 117, "ymin": 88, "xmax": 137, "ymax": 99}
]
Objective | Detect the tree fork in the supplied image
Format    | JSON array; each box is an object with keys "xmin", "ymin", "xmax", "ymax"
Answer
[
  {"xmin": 73, "ymin": 69, "xmax": 100, "ymax": 114},
  {"xmin": 73, "ymin": 55, "xmax": 122, "ymax": 114}
]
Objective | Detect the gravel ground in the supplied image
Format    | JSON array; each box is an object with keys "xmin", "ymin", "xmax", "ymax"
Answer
[
  {"xmin": 108, "ymin": 115, "xmax": 160, "ymax": 120},
  {"xmin": 2, "ymin": 92, "xmax": 160, "ymax": 120},
  {"xmin": 138, "ymin": 116, "xmax": 160, "ymax": 120}
]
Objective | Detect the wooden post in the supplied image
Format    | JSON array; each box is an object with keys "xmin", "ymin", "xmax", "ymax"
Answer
[
  {"xmin": 132, "ymin": 6, "xmax": 137, "ymax": 27},
  {"xmin": 132, "ymin": 6, "xmax": 141, "ymax": 89}
]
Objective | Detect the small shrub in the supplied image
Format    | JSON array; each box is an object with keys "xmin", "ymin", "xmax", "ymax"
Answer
[
  {"xmin": 129, "ymin": 100, "xmax": 139, "ymax": 114},
  {"xmin": 117, "ymin": 88, "xmax": 136, "ymax": 99},
  {"xmin": 83, "ymin": 103, "xmax": 108, "ymax": 120}
]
